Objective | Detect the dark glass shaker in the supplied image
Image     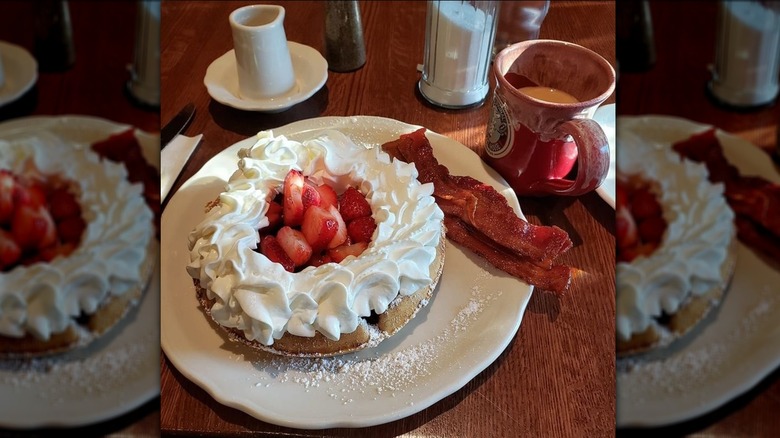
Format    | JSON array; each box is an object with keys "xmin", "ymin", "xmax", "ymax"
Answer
[
  {"xmin": 616, "ymin": 0, "xmax": 656, "ymax": 73},
  {"xmin": 324, "ymin": 0, "xmax": 366, "ymax": 72},
  {"xmin": 34, "ymin": 0, "xmax": 76, "ymax": 72}
]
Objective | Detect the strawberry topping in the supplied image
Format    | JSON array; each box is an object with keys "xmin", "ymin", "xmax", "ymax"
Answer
[
  {"xmin": 0, "ymin": 170, "xmax": 86, "ymax": 271},
  {"xmin": 260, "ymin": 235, "xmax": 295, "ymax": 272},
  {"xmin": 256, "ymin": 170, "xmax": 374, "ymax": 271},
  {"xmin": 338, "ymin": 187, "xmax": 372, "ymax": 222},
  {"xmin": 616, "ymin": 179, "xmax": 667, "ymax": 263},
  {"xmin": 347, "ymin": 216, "xmax": 376, "ymax": 243}
]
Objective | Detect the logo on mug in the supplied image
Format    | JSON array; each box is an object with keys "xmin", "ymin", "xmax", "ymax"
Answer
[{"xmin": 486, "ymin": 94, "xmax": 513, "ymax": 159}]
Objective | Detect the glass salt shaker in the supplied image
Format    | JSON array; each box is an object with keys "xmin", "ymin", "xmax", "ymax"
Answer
[
  {"xmin": 708, "ymin": 0, "xmax": 780, "ymax": 109},
  {"xmin": 418, "ymin": 0, "xmax": 499, "ymax": 108},
  {"xmin": 126, "ymin": 0, "xmax": 161, "ymax": 108}
]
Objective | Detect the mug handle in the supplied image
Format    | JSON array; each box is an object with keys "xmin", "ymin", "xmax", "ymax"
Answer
[{"xmin": 539, "ymin": 118, "xmax": 610, "ymax": 196}]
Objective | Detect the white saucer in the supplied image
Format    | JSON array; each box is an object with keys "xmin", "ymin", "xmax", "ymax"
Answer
[
  {"xmin": 204, "ymin": 41, "xmax": 327, "ymax": 113},
  {"xmin": 0, "ymin": 41, "xmax": 38, "ymax": 108}
]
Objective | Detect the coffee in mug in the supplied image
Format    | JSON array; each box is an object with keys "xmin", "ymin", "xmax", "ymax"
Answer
[{"xmin": 485, "ymin": 40, "xmax": 615, "ymax": 197}]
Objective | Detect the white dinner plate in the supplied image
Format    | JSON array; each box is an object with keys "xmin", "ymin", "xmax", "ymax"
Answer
[
  {"xmin": 204, "ymin": 42, "xmax": 328, "ymax": 113},
  {"xmin": 0, "ymin": 41, "xmax": 38, "ymax": 108},
  {"xmin": 161, "ymin": 116, "xmax": 533, "ymax": 429},
  {"xmin": 593, "ymin": 103, "xmax": 616, "ymax": 208},
  {"xmin": 0, "ymin": 116, "xmax": 160, "ymax": 429},
  {"xmin": 616, "ymin": 115, "xmax": 780, "ymax": 427}
]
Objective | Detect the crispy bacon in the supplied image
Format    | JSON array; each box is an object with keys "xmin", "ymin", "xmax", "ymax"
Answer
[
  {"xmin": 382, "ymin": 128, "xmax": 573, "ymax": 294},
  {"xmin": 445, "ymin": 218, "xmax": 572, "ymax": 292},
  {"xmin": 727, "ymin": 177, "xmax": 780, "ymax": 237},
  {"xmin": 91, "ymin": 129, "xmax": 161, "ymax": 237},
  {"xmin": 672, "ymin": 128, "xmax": 780, "ymax": 257},
  {"xmin": 735, "ymin": 215, "xmax": 780, "ymax": 261}
]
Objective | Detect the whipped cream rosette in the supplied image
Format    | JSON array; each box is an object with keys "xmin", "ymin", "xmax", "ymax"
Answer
[
  {"xmin": 0, "ymin": 133, "xmax": 154, "ymax": 353},
  {"xmin": 187, "ymin": 130, "xmax": 446, "ymax": 356},
  {"xmin": 616, "ymin": 128, "xmax": 736, "ymax": 355}
]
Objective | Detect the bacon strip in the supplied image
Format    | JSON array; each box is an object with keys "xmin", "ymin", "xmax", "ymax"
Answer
[
  {"xmin": 672, "ymin": 128, "xmax": 780, "ymax": 257},
  {"xmin": 91, "ymin": 129, "xmax": 161, "ymax": 237},
  {"xmin": 735, "ymin": 215, "xmax": 780, "ymax": 261},
  {"xmin": 382, "ymin": 128, "xmax": 573, "ymax": 293},
  {"xmin": 727, "ymin": 177, "xmax": 780, "ymax": 236},
  {"xmin": 445, "ymin": 218, "xmax": 572, "ymax": 292},
  {"xmin": 385, "ymin": 129, "xmax": 572, "ymax": 264}
]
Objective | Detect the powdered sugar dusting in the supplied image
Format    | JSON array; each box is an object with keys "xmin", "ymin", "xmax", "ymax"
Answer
[
  {"xmin": 243, "ymin": 266, "xmax": 503, "ymax": 404},
  {"xmin": 618, "ymin": 286, "xmax": 778, "ymax": 402},
  {"xmin": 0, "ymin": 331, "xmax": 156, "ymax": 404}
]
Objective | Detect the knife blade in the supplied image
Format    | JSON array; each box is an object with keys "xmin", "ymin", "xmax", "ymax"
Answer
[{"xmin": 161, "ymin": 103, "xmax": 195, "ymax": 148}]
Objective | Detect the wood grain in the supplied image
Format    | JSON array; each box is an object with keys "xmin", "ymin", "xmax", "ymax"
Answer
[
  {"xmin": 617, "ymin": 1, "xmax": 780, "ymax": 436},
  {"xmin": 160, "ymin": 1, "xmax": 615, "ymax": 437}
]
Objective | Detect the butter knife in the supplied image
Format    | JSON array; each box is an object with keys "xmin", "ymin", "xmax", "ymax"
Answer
[{"xmin": 161, "ymin": 103, "xmax": 195, "ymax": 148}]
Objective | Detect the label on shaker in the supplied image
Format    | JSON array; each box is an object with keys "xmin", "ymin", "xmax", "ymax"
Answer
[{"xmin": 486, "ymin": 94, "xmax": 514, "ymax": 159}]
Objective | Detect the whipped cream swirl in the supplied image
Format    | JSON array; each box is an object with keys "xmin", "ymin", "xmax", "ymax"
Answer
[
  {"xmin": 0, "ymin": 133, "xmax": 153, "ymax": 340},
  {"xmin": 187, "ymin": 130, "xmax": 444, "ymax": 346},
  {"xmin": 616, "ymin": 128, "xmax": 734, "ymax": 341}
]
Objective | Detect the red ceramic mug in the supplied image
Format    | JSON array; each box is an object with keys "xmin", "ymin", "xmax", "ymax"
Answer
[{"xmin": 485, "ymin": 40, "xmax": 615, "ymax": 196}]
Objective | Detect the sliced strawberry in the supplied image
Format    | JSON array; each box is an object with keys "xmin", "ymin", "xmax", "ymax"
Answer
[
  {"xmin": 48, "ymin": 187, "xmax": 81, "ymax": 221},
  {"xmin": 327, "ymin": 205, "xmax": 348, "ymax": 248},
  {"xmin": 276, "ymin": 226, "xmax": 313, "ymax": 267},
  {"xmin": 27, "ymin": 181, "xmax": 48, "ymax": 207},
  {"xmin": 638, "ymin": 216, "xmax": 666, "ymax": 245},
  {"xmin": 260, "ymin": 235, "xmax": 295, "ymax": 272},
  {"xmin": 301, "ymin": 180, "xmax": 322, "ymax": 211},
  {"xmin": 622, "ymin": 242, "xmax": 658, "ymax": 262},
  {"xmin": 59, "ymin": 243, "xmax": 77, "ymax": 257},
  {"xmin": 261, "ymin": 200, "xmax": 283, "ymax": 233},
  {"xmin": 616, "ymin": 181, "xmax": 630, "ymax": 209},
  {"xmin": 12, "ymin": 183, "xmax": 46, "ymax": 208},
  {"xmin": 308, "ymin": 252, "xmax": 333, "ymax": 267},
  {"xmin": 283, "ymin": 169, "xmax": 305, "ymax": 226},
  {"xmin": 0, "ymin": 229, "xmax": 21, "ymax": 270},
  {"xmin": 38, "ymin": 243, "xmax": 76, "ymax": 262},
  {"xmin": 347, "ymin": 216, "xmax": 376, "ymax": 243},
  {"xmin": 617, "ymin": 246, "xmax": 638, "ymax": 264},
  {"xmin": 616, "ymin": 205, "xmax": 638, "ymax": 250},
  {"xmin": 301, "ymin": 205, "xmax": 338, "ymax": 252},
  {"xmin": 630, "ymin": 188, "xmax": 662, "ymax": 221},
  {"xmin": 11, "ymin": 205, "xmax": 57, "ymax": 251},
  {"xmin": 37, "ymin": 245, "xmax": 60, "ymax": 263},
  {"xmin": 328, "ymin": 241, "xmax": 369, "ymax": 263},
  {"xmin": 57, "ymin": 215, "xmax": 87, "ymax": 245},
  {"xmin": 315, "ymin": 184, "xmax": 338, "ymax": 209},
  {"xmin": 0, "ymin": 171, "xmax": 16, "ymax": 225},
  {"xmin": 338, "ymin": 187, "xmax": 372, "ymax": 222}
]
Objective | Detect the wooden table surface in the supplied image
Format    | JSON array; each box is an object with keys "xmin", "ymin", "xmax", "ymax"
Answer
[
  {"xmin": 617, "ymin": 1, "xmax": 780, "ymax": 437},
  {"xmin": 160, "ymin": 1, "xmax": 616, "ymax": 436},
  {"xmin": 0, "ymin": 1, "xmax": 159, "ymax": 436}
]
